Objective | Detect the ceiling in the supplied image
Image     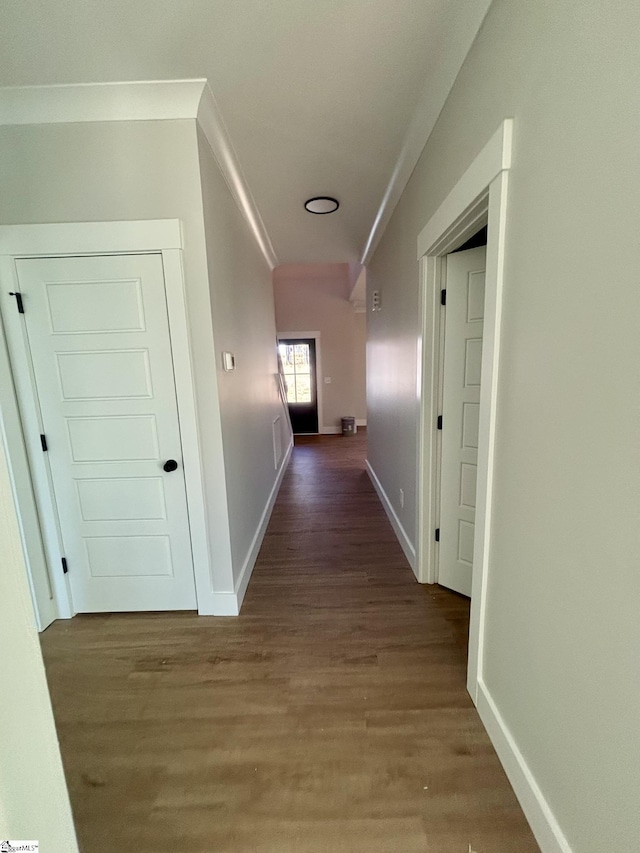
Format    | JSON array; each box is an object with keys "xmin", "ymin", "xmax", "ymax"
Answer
[{"xmin": 0, "ymin": 0, "xmax": 492, "ymax": 266}]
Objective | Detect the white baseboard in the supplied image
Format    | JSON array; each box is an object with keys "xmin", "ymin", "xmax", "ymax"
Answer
[
  {"xmin": 320, "ymin": 422, "xmax": 366, "ymax": 434},
  {"xmin": 206, "ymin": 591, "xmax": 241, "ymax": 617},
  {"xmin": 365, "ymin": 459, "xmax": 416, "ymax": 574},
  {"xmin": 476, "ymin": 680, "xmax": 573, "ymax": 853},
  {"xmin": 232, "ymin": 437, "xmax": 293, "ymax": 613}
]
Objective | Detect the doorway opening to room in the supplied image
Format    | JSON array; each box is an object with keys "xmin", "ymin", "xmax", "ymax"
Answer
[{"xmin": 415, "ymin": 118, "xmax": 512, "ymax": 700}]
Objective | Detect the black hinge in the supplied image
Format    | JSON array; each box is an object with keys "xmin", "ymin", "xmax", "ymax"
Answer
[
  {"xmin": 440, "ymin": 289, "xmax": 447, "ymax": 306},
  {"xmin": 435, "ymin": 528, "xmax": 440, "ymax": 542},
  {"xmin": 40, "ymin": 434, "xmax": 48, "ymax": 452},
  {"xmin": 437, "ymin": 415, "xmax": 443, "ymax": 430},
  {"xmin": 61, "ymin": 557, "xmax": 68, "ymax": 574},
  {"xmin": 9, "ymin": 291, "xmax": 25, "ymax": 314}
]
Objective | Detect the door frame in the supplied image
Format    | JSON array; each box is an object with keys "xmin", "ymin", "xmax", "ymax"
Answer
[
  {"xmin": 0, "ymin": 220, "xmax": 209, "ymax": 625},
  {"xmin": 416, "ymin": 120, "xmax": 513, "ymax": 702},
  {"xmin": 277, "ymin": 330, "xmax": 323, "ymax": 434}
]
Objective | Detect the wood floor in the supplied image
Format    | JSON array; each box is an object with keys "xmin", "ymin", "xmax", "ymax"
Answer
[{"xmin": 41, "ymin": 431, "xmax": 539, "ymax": 853}]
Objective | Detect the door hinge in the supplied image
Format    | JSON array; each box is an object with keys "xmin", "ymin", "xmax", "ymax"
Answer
[
  {"xmin": 435, "ymin": 528, "xmax": 440, "ymax": 542},
  {"xmin": 9, "ymin": 291, "xmax": 25, "ymax": 314},
  {"xmin": 440, "ymin": 289, "xmax": 447, "ymax": 306},
  {"xmin": 437, "ymin": 415, "xmax": 443, "ymax": 430},
  {"xmin": 40, "ymin": 434, "xmax": 48, "ymax": 452},
  {"xmin": 61, "ymin": 557, "xmax": 68, "ymax": 574}
]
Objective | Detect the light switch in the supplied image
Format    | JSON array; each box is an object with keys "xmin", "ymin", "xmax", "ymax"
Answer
[{"xmin": 222, "ymin": 351, "xmax": 235, "ymax": 371}]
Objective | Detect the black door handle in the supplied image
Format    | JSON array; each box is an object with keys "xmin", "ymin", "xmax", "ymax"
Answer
[{"xmin": 163, "ymin": 459, "xmax": 178, "ymax": 472}]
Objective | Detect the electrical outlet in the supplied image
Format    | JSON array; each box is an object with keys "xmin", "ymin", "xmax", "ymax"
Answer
[{"xmin": 399, "ymin": 488, "xmax": 404, "ymax": 509}]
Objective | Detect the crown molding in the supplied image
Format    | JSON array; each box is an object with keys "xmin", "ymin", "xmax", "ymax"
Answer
[
  {"xmin": 0, "ymin": 79, "xmax": 207, "ymax": 125},
  {"xmin": 197, "ymin": 83, "xmax": 278, "ymax": 269},
  {"xmin": 0, "ymin": 79, "xmax": 278, "ymax": 269},
  {"xmin": 360, "ymin": 79, "xmax": 452, "ymax": 266}
]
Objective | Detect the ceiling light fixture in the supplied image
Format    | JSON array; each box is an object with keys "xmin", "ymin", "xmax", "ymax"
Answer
[{"xmin": 304, "ymin": 196, "xmax": 339, "ymax": 215}]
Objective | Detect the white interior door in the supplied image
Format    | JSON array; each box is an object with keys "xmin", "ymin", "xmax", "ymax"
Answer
[
  {"xmin": 15, "ymin": 253, "xmax": 197, "ymax": 613},
  {"xmin": 439, "ymin": 246, "xmax": 486, "ymax": 596}
]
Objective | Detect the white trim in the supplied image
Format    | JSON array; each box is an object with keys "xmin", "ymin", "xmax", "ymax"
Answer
[
  {"xmin": 0, "ymin": 79, "xmax": 206, "ymax": 126},
  {"xmin": 0, "ymin": 219, "xmax": 183, "ymax": 256},
  {"xmin": 235, "ymin": 437, "xmax": 293, "ymax": 610},
  {"xmin": 277, "ymin": 331, "xmax": 324, "ymax": 433},
  {"xmin": 197, "ymin": 83, "xmax": 277, "ymax": 270},
  {"xmin": 417, "ymin": 120, "xmax": 512, "ymax": 260},
  {"xmin": 0, "ymin": 80, "xmax": 278, "ymax": 270},
  {"xmin": 0, "ymin": 220, "xmax": 211, "ymax": 623},
  {"xmin": 321, "ymin": 422, "xmax": 365, "ymax": 434},
  {"xmin": 160, "ymin": 249, "xmax": 213, "ymax": 614},
  {"xmin": 203, "ymin": 437, "xmax": 293, "ymax": 616},
  {"xmin": 477, "ymin": 680, "xmax": 573, "ymax": 853},
  {"xmin": 366, "ymin": 459, "xmax": 416, "ymax": 574},
  {"xmin": 0, "ymin": 260, "xmax": 73, "ymax": 621},
  {"xmin": 415, "ymin": 119, "xmax": 513, "ymax": 703}
]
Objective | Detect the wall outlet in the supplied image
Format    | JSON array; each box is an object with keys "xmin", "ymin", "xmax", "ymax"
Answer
[
  {"xmin": 324, "ymin": 376, "xmax": 332, "ymax": 384},
  {"xmin": 399, "ymin": 488, "xmax": 404, "ymax": 509}
]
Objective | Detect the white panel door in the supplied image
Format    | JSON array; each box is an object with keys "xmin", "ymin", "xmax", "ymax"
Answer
[
  {"xmin": 15, "ymin": 254, "xmax": 197, "ymax": 612},
  {"xmin": 439, "ymin": 247, "xmax": 486, "ymax": 597}
]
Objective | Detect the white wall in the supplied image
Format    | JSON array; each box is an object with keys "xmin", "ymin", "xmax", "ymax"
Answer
[
  {"xmin": 197, "ymin": 127, "xmax": 290, "ymax": 590},
  {"xmin": 0, "ymin": 435, "xmax": 78, "ymax": 849},
  {"xmin": 367, "ymin": 1, "xmax": 640, "ymax": 851},
  {"xmin": 273, "ymin": 263, "xmax": 366, "ymax": 430}
]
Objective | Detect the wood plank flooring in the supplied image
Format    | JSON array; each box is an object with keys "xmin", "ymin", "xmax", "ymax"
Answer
[{"xmin": 41, "ymin": 431, "xmax": 539, "ymax": 853}]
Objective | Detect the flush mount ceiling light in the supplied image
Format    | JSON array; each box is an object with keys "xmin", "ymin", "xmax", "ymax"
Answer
[{"xmin": 304, "ymin": 196, "xmax": 339, "ymax": 215}]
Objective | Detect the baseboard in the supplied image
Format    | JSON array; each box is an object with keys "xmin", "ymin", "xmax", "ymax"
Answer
[
  {"xmin": 321, "ymin": 422, "xmax": 366, "ymax": 434},
  {"xmin": 232, "ymin": 437, "xmax": 294, "ymax": 613},
  {"xmin": 476, "ymin": 680, "xmax": 573, "ymax": 853},
  {"xmin": 365, "ymin": 459, "xmax": 417, "ymax": 574},
  {"xmin": 206, "ymin": 591, "xmax": 241, "ymax": 617}
]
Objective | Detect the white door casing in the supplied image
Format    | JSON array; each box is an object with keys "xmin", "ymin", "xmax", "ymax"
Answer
[
  {"xmin": 416, "ymin": 120, "xmax": 512, "ymax": 701},
  {"xmin": 438, "ymin": 247, "xmax": 486, "ymax": 596},
  {"xmin": 15, "ymin": 253, "xmax": 197, "ymax": 612}
]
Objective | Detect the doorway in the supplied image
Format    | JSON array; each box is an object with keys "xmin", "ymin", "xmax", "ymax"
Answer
[
  {"xmin": 415, "ymin": 118, "xmax": 512, "ymax": 700},
  {"xmin": 278, "ymin": 336, "xmax": 319, "ymax": 434},
  {"xmin": 0, "ymin": 219, "xmax": 210, "ymax": 627},
  {"xmin": 11, "ymin": 253, "xmax": 197, "ymax": 614}
]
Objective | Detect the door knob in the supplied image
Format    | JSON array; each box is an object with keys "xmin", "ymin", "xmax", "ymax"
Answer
[{"xmin": 163, "ymin": 459, "xmax": 178, "ymax": 472}]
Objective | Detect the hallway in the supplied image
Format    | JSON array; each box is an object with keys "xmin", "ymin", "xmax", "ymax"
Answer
[{"xmin": 41, "ymin": 432, "xmax": 538, "ymax": 852}]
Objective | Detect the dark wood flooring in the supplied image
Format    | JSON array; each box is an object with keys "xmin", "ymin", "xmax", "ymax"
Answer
[{"xmin": 41, "ymin": 430, "xmax": 539, "ymax": 852}]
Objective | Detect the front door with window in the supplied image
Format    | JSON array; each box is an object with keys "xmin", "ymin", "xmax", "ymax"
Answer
[
  {"xmin": 278, "ymin": 338, "xmax": 319, "ymax": 434},
  {"xmin": 14, "ymin": 253, "xmax": 197, "ymax": 613}
]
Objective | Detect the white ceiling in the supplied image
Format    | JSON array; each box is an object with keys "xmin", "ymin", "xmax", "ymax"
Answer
[{"xmin": 0, "ymin": 0, "xmax": 492, "ymax": 266}]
